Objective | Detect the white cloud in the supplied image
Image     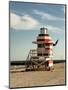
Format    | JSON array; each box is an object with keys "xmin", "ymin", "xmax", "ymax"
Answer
[
  {"xmin": 43, "ymin": 25, "xmax": 63, "ymax": 34},
  {"xmin": 10, "ymin": 12, "xmax": 64, "ymax": 33},
  {"xmin": 10, "ymin": 12, "xmax": 40, "ymax": 30},
  {"xmin": 34, "ymin": 10, "xmax": 64, "ymax": 21},
  {"xmin": 47, "ymin": 25, "xmax": 61, "ymax": 31}
]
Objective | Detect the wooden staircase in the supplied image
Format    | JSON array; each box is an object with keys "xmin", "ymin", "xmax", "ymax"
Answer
[{"xmin": 25, "ymin": 49, "xmax": 47, "ymax": 71}]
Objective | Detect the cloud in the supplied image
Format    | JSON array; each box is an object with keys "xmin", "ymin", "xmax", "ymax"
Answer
[
  {"xmin": 10, "ymin": 12, "xmax": 64, "ymax": 33},
  {"xmin": 43, "ymin": 25, "xmax": 63, "ymax": 34},
  {"xmin": 34, "ymin": 10, "xmax": 64, "ymax": 21},
  {"xmin": 10, "ymin": 12, "xmax": 40, "ymax": 30},
  {"xmin": 46, "ymin": 25, "xmax": 62, "ymax": 31}
]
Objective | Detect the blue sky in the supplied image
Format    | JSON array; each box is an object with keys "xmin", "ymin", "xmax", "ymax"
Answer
[{"xmin": 10, "ymin": 1, "xmax": 65, "ymax": 61}]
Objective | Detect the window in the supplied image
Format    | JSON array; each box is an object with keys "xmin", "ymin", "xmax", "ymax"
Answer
[{"xmin": 38, "ymin": 44, "xmax": 44, "ymax": 48}]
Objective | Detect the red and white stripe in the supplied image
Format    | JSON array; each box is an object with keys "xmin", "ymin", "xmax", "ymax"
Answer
[
  {"xmin": 48, "ymin": 60, "xmax": 53, "ymax": 67},
  {"xmin": 37, "ymin": 36, "xmax": 53, "ymax": 44},
  {"xmin": 37, "ymin": 36, "xmax": 52, "ymax": 40}
]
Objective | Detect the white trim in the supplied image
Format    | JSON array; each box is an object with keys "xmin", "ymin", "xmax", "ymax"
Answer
[
  {"xmin": 37, "ymin": 36, "xmax": 52, "ymax": 40},
  {"xmin": 49, "ymin": 63, "xmax": 53, "ymax": 67}
]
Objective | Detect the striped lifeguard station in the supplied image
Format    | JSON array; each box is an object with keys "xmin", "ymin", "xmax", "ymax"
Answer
[{"xmin": 26, "ymin": 27, "xmax": 58, "ymax": 71}]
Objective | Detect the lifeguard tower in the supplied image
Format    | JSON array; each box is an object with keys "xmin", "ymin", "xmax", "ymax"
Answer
[{"xmin": 25, "ymin": 27, "xmax": 58, "ymax": 71}]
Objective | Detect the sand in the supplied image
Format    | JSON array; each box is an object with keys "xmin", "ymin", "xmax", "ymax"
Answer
[{"xmin": 9, "ymin": 63, "xmax": 65, "ymax": 88}]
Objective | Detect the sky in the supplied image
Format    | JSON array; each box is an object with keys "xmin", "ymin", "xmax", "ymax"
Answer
[{"xmin": 10, "ymin": 1, "xmax": 65, "ymax": 61}]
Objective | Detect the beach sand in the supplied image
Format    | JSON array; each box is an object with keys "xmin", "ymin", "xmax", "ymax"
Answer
[{"xmin": 10, "ymin": 63, "xmax": 65, "ymax": 88}]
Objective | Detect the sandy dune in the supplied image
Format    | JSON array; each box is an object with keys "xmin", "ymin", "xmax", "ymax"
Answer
[{"xmin": 10, "ymin": 63, "xmax": 65, "ymax": 88}]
